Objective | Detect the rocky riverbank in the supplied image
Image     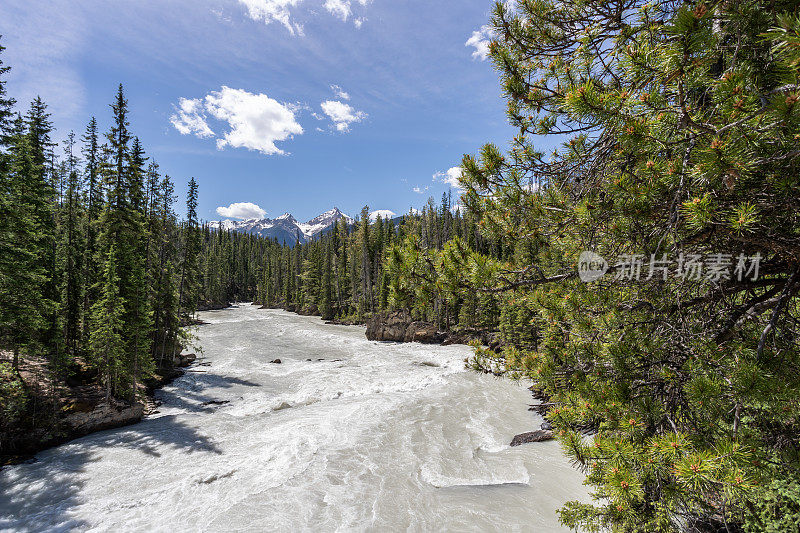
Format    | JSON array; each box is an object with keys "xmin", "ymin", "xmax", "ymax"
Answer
[
  {"xmin": 365, "ymin": 311, "xmax": 500, "ymax": 348},
  {"xmin": 0, "ymin": 353, "xmax": 197, "ymax": 467}
]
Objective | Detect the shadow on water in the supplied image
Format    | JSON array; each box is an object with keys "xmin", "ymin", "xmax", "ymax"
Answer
[
  {"xmin": 0, "ymin": 449, "xmax": 93, "ymax": 532},
  {"xmin": 0, "ymin": 369, "xmax": 249, "ymax": 531},
  {"xmin": 156, "ymin": 372, "xmax": 261, "ymax": 414}
]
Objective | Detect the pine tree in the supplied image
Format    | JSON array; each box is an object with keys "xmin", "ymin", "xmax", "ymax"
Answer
[
  {"xmin": 124, "ymin": 137, "xmax": 153, "ymax": 399},
  {"xmin": 24, "ymin": 97, "xmax": 58, "ymax": 355},
  {"xmin": 460, "ymin": 2, "xmax": 800, "ymax": 530},
  {"xmin": 58, "ymin": 160, "xmax": 85, "ymax": 357}
]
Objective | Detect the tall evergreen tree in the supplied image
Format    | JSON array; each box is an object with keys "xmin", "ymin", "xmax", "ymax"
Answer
[
  {"xmin": 89, "ymin": 245, "xmax": 125, "ymax": 401},
  {"xmin": 0, "ymin": 53, "xmax": 48, "ymax": 369},
  {"xmin": 81, "ymin": 117, "xmax": 101, "ymax": 343},
  {"xmin": 177, "ymin": 177, "xmax": 200, "ymax": 323}
]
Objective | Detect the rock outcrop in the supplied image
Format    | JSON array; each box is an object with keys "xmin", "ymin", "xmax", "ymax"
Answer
[
  {"xmin": 366, "ymin": 311, "xmax": 410, "ymax": 342},
  {"xmin": 197, "ymin": 302, "xmax": 230, "ymax": 312},
  {"xmin": 366, "ymin": 312, "xmax": 446, "ymax": 344},
  {"xmin": 509, "ymin": 430, "xmax": 555, "ymax": 446},
  {"xmin": 404, "ymin": 322, "xmax": 444, "ymax": 343},
  {"xmin": 62, "ymin": 398, "xmax": 145, "ymax": 438}
]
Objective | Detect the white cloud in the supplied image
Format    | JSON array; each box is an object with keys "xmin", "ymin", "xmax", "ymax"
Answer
[
  {"xmin": 433, "ymin": 167, "xmax": 463, "ymax": 189},
  {"xmin": 466, "ymin": 25, "xmax": 493, "ymax": 60},
  {"xmin": 330, "ymin": 84, "xmax": 350, "ymax": 100},
  {"xmin": 238, "ymin": 0, "xmax": 371, "ymax": 32},
  {"xmin": 216, "ymin": 202, "xmax": 267, "ymax": 220},
  {"xmin": 320, "ymin": 100, "xmax": 367, "ymax": 132},
  {"xmin": 237, "ymin": 0, "xmax": 305, "ymax": 35},
  {"xmin": 324, "ymin": 0, "xmax": 350, "ymax": 20},
  {"xmin": 369, "ymin": 209, "xmax": 396, "ymax": 221},
  {"xmin": 170, "ymin": 97, "xmax": 215, "ymax": 138},
  {"xmin": 170, "ymin": 86, "xmax": 303, "ymax": 156},
  {"xmin": 413, "ymin": 186, "xmax": 429, "ymax": 194},
  {"xmin": 210, "ymin": 8, "xmax": 233, "ymax": 24}
]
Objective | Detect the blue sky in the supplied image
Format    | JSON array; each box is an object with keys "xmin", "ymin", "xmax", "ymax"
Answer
[{"xmin": 0, "ymin": 0, "xmax": 513, "ymax": 222}]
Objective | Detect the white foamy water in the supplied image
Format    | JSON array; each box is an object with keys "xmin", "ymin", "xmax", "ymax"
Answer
[{"xmin": 0, "ymin": 304, "xmax": 589, "ymax": 532}]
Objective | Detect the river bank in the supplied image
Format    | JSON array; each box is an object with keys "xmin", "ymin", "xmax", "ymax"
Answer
[{"xmin": 0, "ymin": 352, "xmax": 196, "ymax": 467}]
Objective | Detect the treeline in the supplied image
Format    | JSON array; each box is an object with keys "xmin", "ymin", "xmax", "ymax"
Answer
[
  {"xmin": 199, "ymin": 193, "xmax": 547, "ymax": 350},
  {"xmin": 195, "ymin": 196, "xmax": 512, "ymax": 333},
  {"xmin": 0, "ymin": 40, "xmax": 201, "ymax": 405}
]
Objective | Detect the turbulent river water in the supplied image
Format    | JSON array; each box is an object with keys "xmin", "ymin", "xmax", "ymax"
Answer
[{"xmin": 0, "ymin": 304, "xmax": 589, "ymax": 532}]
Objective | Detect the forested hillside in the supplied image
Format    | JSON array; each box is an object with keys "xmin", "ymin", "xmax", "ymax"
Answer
[
  {"xmin": 195, "ymin": 198, "xmax": 512, "ymax": 332},
  {"xmin": 0, "ymin": 41, "xmax": 203, "ymax": 454}
]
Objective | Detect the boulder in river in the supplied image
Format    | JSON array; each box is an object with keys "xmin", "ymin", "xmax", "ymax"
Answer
[
  {"xmin": 270, "ymin": 359, "xmax": 282, "ymax": 364},
  {"xmin": 509, "ymin": 430, "xmax": 555, "ymax": 446},
  {"xmin": 175, "ymin": 353, "xmax": 196, "ymax": 367}
]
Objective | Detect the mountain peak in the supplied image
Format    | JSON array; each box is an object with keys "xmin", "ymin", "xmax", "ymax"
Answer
[{"xmin": 209, "ymin": 207, "xmax": 352, "ymax": 246}]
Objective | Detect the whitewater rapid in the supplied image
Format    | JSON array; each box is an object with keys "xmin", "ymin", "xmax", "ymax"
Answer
[{"xmin": 0, "ymin": 304, "xmax": 589, "ymax": 532}]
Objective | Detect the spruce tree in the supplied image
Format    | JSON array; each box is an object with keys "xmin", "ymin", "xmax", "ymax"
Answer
[
  {"xmin": 89, "ymin": 245, "xmax": 126, "ymax": 401},
  {"xmin": 0, "ymin": 106, "xmax": 48, "ymax": 369},
  {"xmin": 177, "ymin": 178, "xmax": 200, "ymax": 321}
]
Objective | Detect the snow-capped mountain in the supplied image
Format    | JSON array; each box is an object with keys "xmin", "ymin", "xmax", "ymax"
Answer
[{"xmin": 208, "ymin": 207, "xmax": 354, "ymax": 245}]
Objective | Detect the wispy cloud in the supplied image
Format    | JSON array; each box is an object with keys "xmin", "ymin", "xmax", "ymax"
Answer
[
  {"xmin": 433, "ymin": 166, "xmax": 463, "ymax": 190},
  {"xmin": 170, "ymin": 97, "xmax": 215, "ymax": 138},
  {"xmin": 0, "ymin": 0, "xmax": 88, "ymax": 129},
  {"xmin": 413, "ymin": 185, "xmax": 429, "ymax": 194},
  {"xmin": 330, "ymin": 84, "xmax": 350, "ymax": 100},
  {"xmin": 237, "ymin": 0, "xmax": 305, "ymax": 35},
  {"xmin": 237, "ymin": 0, "xmax": 372, "ymax": 33}
]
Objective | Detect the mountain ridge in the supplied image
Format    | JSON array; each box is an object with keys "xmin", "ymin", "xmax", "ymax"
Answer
[{"xmin": 208, "ymin": 207, "xmax": 355, "ymax": 245}]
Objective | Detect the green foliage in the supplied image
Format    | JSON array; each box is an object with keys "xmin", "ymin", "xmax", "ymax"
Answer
[
  {"xmin": 743, "ymin": 474, "xmax": 800, "ymax": 533},
  {"xmin": 460, "ymin": 1, "xmax": 800, "ymax": 530},
  {"xmin": 89, "ymin": 245, "xmax": 126, "ymax": 400},
  {"xmin": 0, "ymin": 362, "xmax": 28, "ymax": 430}
]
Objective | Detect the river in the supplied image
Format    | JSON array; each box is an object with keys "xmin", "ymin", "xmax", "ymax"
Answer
[{"xmin": 0, "ymin": 304, "xmax": 588, "ymax": 532}]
